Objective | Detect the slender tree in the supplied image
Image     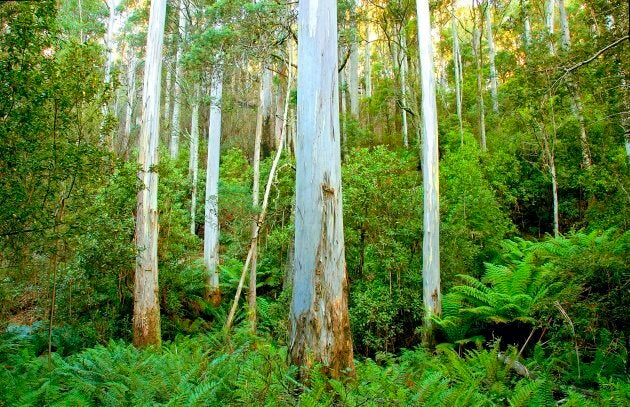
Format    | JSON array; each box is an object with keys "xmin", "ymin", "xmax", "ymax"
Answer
[
  {"xmin": 204, "ymin": 67, "xmax": 223, "ymax": 306},
  {"xmin": 169, "ymin": 0, "xmax": 188, "ymax": 158},
  {"xmin": 289, "ymin": 0, "xmax": 355, "ymax": 379},
  {"xmin": 189, "ymin": 83, "xmax": 201, "ymax": 234},
  {"xmin": 485, "ymin": 1, "xmax": 498, "ymax": 113},
  {"xmin": 416, "ymin": 0, "xmax": 441, "ymax": 346},
  {"xmin": 451, "ymin": 4, "xmax": 464, "ymax": 143},
  {"xmin": 133, "ymin": 0, "xmax": 167, "ymax": 348}
]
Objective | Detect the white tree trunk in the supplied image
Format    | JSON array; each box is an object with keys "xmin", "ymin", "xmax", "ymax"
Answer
[
  {"xmin": 557, "ymin": 0, "xmax": 571, "ymax": 50},
  {"xmin": 523, "ymin": 0, "xmax": 531, "ymax": 47},
  {"xmin": 124, "ymin": 47, "xmax": 137, "ymax": 159},
  {"xmin": 204, "ymin": 68, "xmax": 223, "ymax": 306},
  {"xmin": 261, "ymin": 67, "xmax": 274, "ymax": 156},
  {"xmin": 189, "ymin": 83, "xmax": 201, "ymax": 234},
  {"xmin": 133, "ymin": 0, "xmax": 167, "ymax": 348},
  {"xmin": 364, "ymin": 23, "xmax": 372, "ymax": 98},
  {"xmin": 248, "ymin": 70, "xmax": 266, "ymax": 330},
  {"xmin": 545, "ymin": 0, "xmax": 556, "ymax": 54},
  {"xmin": 169, "ymin": 0, "xmax": 188, "ymax": 159},
  {"xmin": 400, "ymin": 32, "xmax": 409, "ymax": 148},
  {"xmin": 485, "ymin": 2, "xmax": 499, "ymax": 113},
  {"xmin": 349, "ymin": 2, "xmax": 359, "ymax": 118},
  {"xmin": 451, "ymin": 9, "xmax": 464, "ymax": 144},
  {"xmin": 416, "ymin": 0, "xmax": 441, "ymax": 345},
  {"xmin": 163, "ymin": 65, "xmax": 172, "ymax": 124},
  {"xmin": 473, "ymin": 26, "xmax": 487, "ymax": 151},
  {"xmin": 289, "ymin": 0, "xmax": 355, "ymax": 379},
  {"xmin": 101, "ymin": 0, "xmax": 117, "ymax": 146}
]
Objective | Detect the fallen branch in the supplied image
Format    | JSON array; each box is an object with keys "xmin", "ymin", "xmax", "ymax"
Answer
[{"xmin": 498, "ymin": 352, "xmax": 536, "ymax": 379}]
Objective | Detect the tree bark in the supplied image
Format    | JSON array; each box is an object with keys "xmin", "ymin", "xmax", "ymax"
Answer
[
  {"xmin": 349, "ymin": 1, "xmax": 359, "ymax": 119},
  {"xmin": 451, "ymin": 7, "xmax": 464, "ymax": 144},
  {"xmin": 364, "ymin": 22, "xmax": 372, "ymax": 98},
  {"xmin": 134, "ymin": 0, "xmax": 166, "ymax": 348},
  {"xmin": 416, "ymin": 0, "xmax": 441, "ymax": 346},
  {"xmin": 473, "ymin": 24, "xmax": 487, "ymax": 151},
  {"xmin": 204, "ymin": 68, "xmax": 223, "ymax": 306},
  {"xmin": 400, "ymin": 32, "xmax": 409, "ymax": 148},
  {"xmin": 169, "ymin": 0, "xmax": 188, "ymax": 159},
  {"xmin": 289, "ymin": 0, "xmax": 355, "ymax": 379},
  {"xmin": 545, "ymin": 0, "xmax": 556, "ymax": 54},
  {"xmin": 123, "ymin": 47, "xmax": 137, "ymax": 160},
  {"xmin": 189, "ymin": 83, "xmax": 201, "ymax": 234},
  {"xmin": 261, "ymin": 67, "xmax": 274, "ymax": 158},
  {"xmin": 485, "ymin": 2, "xmax": 498, "ymax": 113}
]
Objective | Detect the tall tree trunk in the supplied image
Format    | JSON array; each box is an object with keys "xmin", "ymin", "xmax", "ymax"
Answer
[
  {"xmin": 545, "ymin": 0, "xmax": 556, "ymax": 54},
  {"xmin": 163, "ymin": 63, "xmax": 172, "ymax": 125},
  {"xmin": 189, "ymin": 83, "xmax": 201, "ymax": 234},
  {"xmin": 364, "ymin": 22, "xmax": 372, "ymax": 98},
  {"xmin": 204, "ymin": 68, "xmax": 223, "ymax": 306},
  {"xmin": 133, "ymin": 0, "xmax": 167, "ymax": 348},
  {"xmin": 248, "ymin": 75, "xmax": 264, "ymax": 331},
  {"xmin": 349, "ymin": 1, "xmax": 359, "ymax": 119},
  {"xmin": 123, "ymin": 47, "xmax": 137, "ymax": 160},
  {"xmin": 169, "ymin": 0, "xmax": 188, "ymax": 159},
  {"xmin": 473, "ymin": 24, "xmax": 487, "ymax": 151},
  {"xmin": 451, "ymin": 6, "xmax": 464, "ymax": 144},
  {"xmin": 289, "ymin": 0, "xmax": 355, "ymax": 379},
  {"xmin": 416, "ymin": 0, "xmax": 441, "ymax": 346},
  {"xmin": 261, "ymin": 67, "xmax": 274, "ymax": 158},
  {"xmin": 557, "ymin": 0, "xmax": 592, "ymax": 168},
  {"xmin": 101, "ymin": 0, "xmax": 117, "ymax": 146},
  {"xmin": 485, "ymin": 2, "xmax": 498, "ymax": 113},
  {"xmin": 523, "ymin": 0, "xmax": 531, "ymax": 47},
  {"xmin": 400, "ymin": 32, "xmax": 409, "ymax": 148}
]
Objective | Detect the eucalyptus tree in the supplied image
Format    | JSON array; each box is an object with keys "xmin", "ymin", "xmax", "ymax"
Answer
[
  {"xmin": 451, "ymin": 2, "xmax": 463, "ymax": 143},
  {"xmin": 133, "ymin": 0, "xmax": 167, "ymax": 347},
  {"xmin": 485, "ymin": 0, "xmax": 498, "ymax": 113},
  {"xmin": 472, "ymin": 5, "xmax": 486, "ymax": 151},
  {"xmin": 189, "ymin": 83, "xmax": 201, "ymax": 234},
  {"xmin": 289, "ymin": 0, "xmax": 355, "ymax": 378},
  {"xmin": 169, "ymin": 0, "xmax": 189, "ymax": 158},
  {"xmin": 556, "ymin": 0, "xmax": 592, "ymax": 168},
  {"xmin": 204, "ymin": 66, "xmax": 224, "ymax": 306},
  {"xmin": 416, "ymin": 0, "xmax": 441, "ymax": 346}
]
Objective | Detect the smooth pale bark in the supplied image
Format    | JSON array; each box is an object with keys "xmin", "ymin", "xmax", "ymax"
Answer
[
  {"xmin": 473, "ymin": 26, "xmax": 487, "ymax": 151},
  {"xmin": 204, "ymin": 69, "xmax": 223, "ymax": 306},
  {"xmin": 289, "ymin": 0, "xmax": 354, "ymax": 379},
  {"xmin": 556, "ymin": 0, "xmax": 592, "ymax": 168},
  {"xmin": 451, "ymin": 9, "xmax": 464, "ymax": 144},
  {"xmin": 349, "ymin": 2, "xmax": 359, "ymax": 118},
  {"xmin": 523, "ymin": 0, "xmax": 531, "ymax": 47},
  {"xmin": 101, "ymin": 0, "xmax": 117, "ymax": 145},
  {"xmin": 189, "ymin": 84, "xmax": 201, "ymax": 234},
  {"xmin": 134, "ymin": 0, "xmax": 167, "ymax": 348},
  {"xmin": 123, "ymin": 47, "xmax": 137, "ymax": 159},
  {"xmin": 163, "ymin": 66, "xmax": 172, "ymax": 124},
  {"xmin": 485, "ymin": 2, "xmax": 498, "ymax": 113},
  {"xmin": 364, "ymin": 24, "xmax": 372, "ymax": 98},
  {"xmin": 539, "ymin": 122, "xmax": 559, "ymax": 237},
  {"xmin": 248, "ymin": 75, "xmax": 264, "ymax": 331},
  {"xmin": 261, "ymin": 67, "xmax": 274, "ymax": 157},
  {"xmin": 557, "ymin": 0, "xmax": 570, "ymax": 50},
  {"xmin": 416, "ymin": 0, "xmax": 441, "ymax": 346},
  {"xmin": 169, "ymin": 0, "xmax": 188, "ymax": 159},
  {"xmin": 400, "ymin": 32, "xmax": 409, "ymax": 148},
  {"xmin": 545, "ymin": 0, "xmax": 555, "ymax": 54}
]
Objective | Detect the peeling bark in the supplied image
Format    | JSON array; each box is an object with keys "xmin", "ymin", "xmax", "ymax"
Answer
[
  {"xmin": 416, "ymin": 0, "xmax": 442, "ymax": 346},
  {"xmin": 133, "ymin": 0, "xmax": 167, "ymax": 348},
  {"xmin": 290, "ymin": 0, "xmax": 355, "ymax": 379}
]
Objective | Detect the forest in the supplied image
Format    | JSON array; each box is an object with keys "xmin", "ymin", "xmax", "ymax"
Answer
[{"xmin": 0, "ymin": 0, "xmax": 628, "ymax": 405}]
